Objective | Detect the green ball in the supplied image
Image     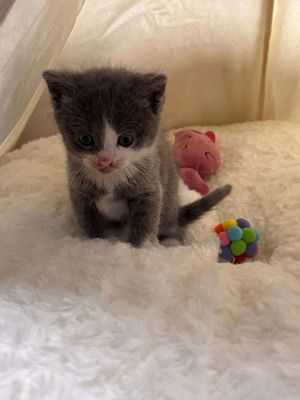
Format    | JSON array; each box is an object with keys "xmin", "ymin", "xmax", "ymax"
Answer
[
  {"xmin": 242, "ymin": 227, "xmax": 256, "ymax": 244},
  {"xmin": 230, "ymin": 240, "xmax": 247, "ymax": 256}
]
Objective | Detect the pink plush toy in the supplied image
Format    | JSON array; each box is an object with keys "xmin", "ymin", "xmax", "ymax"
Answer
[{"xmin": 173, "ymin": 129, "xmax": 221, "ymax": 195}]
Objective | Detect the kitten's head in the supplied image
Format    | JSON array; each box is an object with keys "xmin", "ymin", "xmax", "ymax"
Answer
[{"xmin": 43, "ymin": 68, "xmax": 167, "ymax": 174}]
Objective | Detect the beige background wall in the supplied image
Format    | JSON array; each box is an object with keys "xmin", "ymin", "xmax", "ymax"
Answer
[{"xmin": 9, "ymin": 0, "xmax": 300, "ymax": 148}]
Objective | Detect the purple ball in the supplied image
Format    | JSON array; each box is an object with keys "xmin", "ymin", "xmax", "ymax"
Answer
[
  {"xmin": 246, "ymin": 241, "xmax": 258, "ymax": 256},
  {"xmin": 220, "ymin": 245, "xmax": 234, "ymax": 261},
  {"xmin": 237, "ymin": 218, "xmax": 251, "ymax": 229}
]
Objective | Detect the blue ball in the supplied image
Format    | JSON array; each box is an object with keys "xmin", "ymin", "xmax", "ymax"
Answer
[
  {"xmin": 227, "ymin": 226, "xmax": 243, "ymax": 241},
  {"xmin": 253, "ymin": 228, "xmax": 260, "ymax": 241}
]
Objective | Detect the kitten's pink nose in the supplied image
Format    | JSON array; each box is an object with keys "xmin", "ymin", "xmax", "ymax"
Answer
[{"xmin": 97, "ymin": 156, "xmax": 113, "ymax": 168}]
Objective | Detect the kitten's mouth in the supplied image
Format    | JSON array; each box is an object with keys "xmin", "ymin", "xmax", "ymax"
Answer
[
  {"xmin": 100, "ymin": 165, "xmax": 118, "ymax": 173},
  {"xmin": 97, "ymin": 162, "xmax": 123, "ymax": 173}
]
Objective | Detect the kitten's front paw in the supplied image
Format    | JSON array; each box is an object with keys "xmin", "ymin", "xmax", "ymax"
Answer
[
  {"xmin": 129, "ymin": 235, "xmax": 159, "ymax": 249},
  {"xmin": 160, "ymin": 238, "xmax": 182, "ymax": 248},
  {"xmin": 129, "ymin": 236, "xmax": 144, "ymax": 248}
]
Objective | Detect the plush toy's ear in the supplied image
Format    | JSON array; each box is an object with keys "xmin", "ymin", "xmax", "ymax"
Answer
[
  {"xmin": 205, "ymin": 131, "xmax": 216, "ymax": 143},
  {"xmin": 173, "ymin": 130, "xmax": 184, "ymax": 138}
]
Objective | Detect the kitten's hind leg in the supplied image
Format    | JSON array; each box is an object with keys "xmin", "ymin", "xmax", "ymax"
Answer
[
  {"xmin": 158, "ymin": 161, "xmax": 188, "ymax": 247},
  {"xmin": 158, "ymin": 198, "xmax": 185, "ymax": 247}
]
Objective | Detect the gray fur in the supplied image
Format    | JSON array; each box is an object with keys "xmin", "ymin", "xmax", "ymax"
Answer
[{"xmin": 43, "ymin": 67, "xmax": 231, "ymax": 247}]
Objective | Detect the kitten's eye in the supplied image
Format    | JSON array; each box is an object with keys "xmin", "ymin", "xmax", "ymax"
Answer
[
  {"xmin": 78, "ymin": 134, "xmax": 93, "ymax": 148},
  {"xmin": 118, "ymin": 135, "xmax": 134, "ymax": 148}
]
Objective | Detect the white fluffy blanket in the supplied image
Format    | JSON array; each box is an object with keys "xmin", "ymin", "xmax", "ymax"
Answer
[{"xmin": 0, "ymin": 121, "xmax": 300, "ymax": 399}]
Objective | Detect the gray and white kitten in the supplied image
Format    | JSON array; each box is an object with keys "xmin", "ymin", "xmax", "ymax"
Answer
[{"xmin": 43, "ymin": 68, "xmax": 231, "ymax": 247}]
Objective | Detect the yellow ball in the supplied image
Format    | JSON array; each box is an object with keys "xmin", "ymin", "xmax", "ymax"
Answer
[{"xmin": 222, "ymin": 219, "xmax": 237, "ymax": 230}]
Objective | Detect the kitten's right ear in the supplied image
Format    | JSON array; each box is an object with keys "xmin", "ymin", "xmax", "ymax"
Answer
[
  {"xmin": 43, "ymin": 70, "xmax": 76, "ymax": 110},
  {"xmin": 136, "ymin": 73, "xmax": 167, "ymax": 114}
]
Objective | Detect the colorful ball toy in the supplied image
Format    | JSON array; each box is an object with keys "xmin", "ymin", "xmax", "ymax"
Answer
[{"xmin": 214, "ymin": 218, "xmax": 260, "ymax": 264}]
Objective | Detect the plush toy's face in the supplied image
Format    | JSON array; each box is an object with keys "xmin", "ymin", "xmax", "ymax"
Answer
[{"xmin": 173, "ymin": 129, "xmax": 220, "ymax": 176}]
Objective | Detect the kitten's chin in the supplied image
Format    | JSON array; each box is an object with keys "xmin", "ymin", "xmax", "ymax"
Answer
[
  {"xmin": 98, "ymin": 160, "xmax": 128, "ymax": 174},
  {"xmin": 99, "ymin": 165, "xmax": 120, "ymax": 174}
]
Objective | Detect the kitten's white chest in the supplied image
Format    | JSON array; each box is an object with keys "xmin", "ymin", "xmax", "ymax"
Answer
[{"xmin": 95, "ymin": 193, "xmax": 128, "ymax": 220}]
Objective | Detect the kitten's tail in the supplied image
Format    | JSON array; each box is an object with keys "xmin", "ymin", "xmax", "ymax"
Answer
[{"xmin": 178, "ymin": 184, "xmax": 232, "ymax": 227}]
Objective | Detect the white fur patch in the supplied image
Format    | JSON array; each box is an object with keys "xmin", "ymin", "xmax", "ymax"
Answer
[
  {"xmin": 102, "ymin": 123, "xmax": 118, "ymax": 159},
  {"xmin": 84, "ymin": 148, "xmax": 154, "ymax": 192},
  {"xmin": 86, "ymin": 163, "xmax": 139, "ymax": 192},
  {"xmin": 95, "ymin": 194, "xmax": 128, "ymax": 220},
  {"xmin": 83, "ymin": 121, "xmax": 156, "ymax": 191}
]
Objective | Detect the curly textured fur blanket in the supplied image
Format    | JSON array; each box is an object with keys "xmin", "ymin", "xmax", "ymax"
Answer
[{"xmin": 0, "ymin": 121, "xmax": 300, "ymax": 399}]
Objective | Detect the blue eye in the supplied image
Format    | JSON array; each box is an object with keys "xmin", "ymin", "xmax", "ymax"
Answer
[
  {"xmin": 118, "ymin": 135, "xmax": 134, "ymax": 148},
  {"xmin": 78, "ymin": 134, "xmax": 93, "ymax": 148}
]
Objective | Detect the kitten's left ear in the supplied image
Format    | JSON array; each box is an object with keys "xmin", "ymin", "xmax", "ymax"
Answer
[{"xmin": 138, "ymin": 73, "xmax": 167, "ymax": 114}]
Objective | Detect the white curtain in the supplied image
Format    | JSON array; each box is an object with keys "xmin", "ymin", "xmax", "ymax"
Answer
[
  {"xmin": 263, "ymin": 0, "xmax": 300, "ymax": 121},
  {"xmin": 0, "ymin": 0, "xmax": 84, "ymax": 156}
]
